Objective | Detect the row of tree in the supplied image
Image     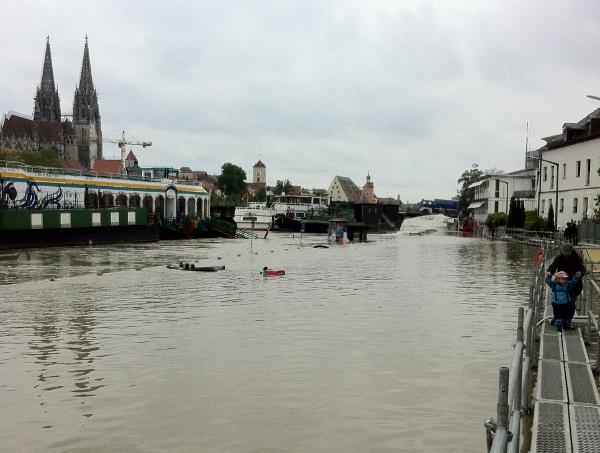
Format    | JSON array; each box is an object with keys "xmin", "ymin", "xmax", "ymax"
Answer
[{"xmin": 0, "ymin": 148, "xmax": 65, "ymax": 168}]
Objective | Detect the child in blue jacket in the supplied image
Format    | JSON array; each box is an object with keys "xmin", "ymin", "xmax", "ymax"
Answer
[{"xmin": 545, "ymin": 270, "xmax": 581, "ymax": 331}]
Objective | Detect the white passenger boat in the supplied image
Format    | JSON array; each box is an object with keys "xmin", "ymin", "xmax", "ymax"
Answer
[{"xmin": 234, "ymin": 194, "xmax": 329, "ymax": 231}]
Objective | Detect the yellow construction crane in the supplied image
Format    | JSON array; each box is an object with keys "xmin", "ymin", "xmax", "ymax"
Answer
[{"xmin": 102, "ymin": 130, "xmax": 152, "ymax": 172}]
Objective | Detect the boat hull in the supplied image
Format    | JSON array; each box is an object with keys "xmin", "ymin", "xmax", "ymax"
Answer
[{"xmin": 0, "ymin": 224, "xmax": 158, "ymax": 250}]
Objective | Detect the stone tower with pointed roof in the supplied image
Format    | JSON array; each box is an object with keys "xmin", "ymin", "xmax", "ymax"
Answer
[
  {"xmin": 72, "ymin": 37, "xmax": 102, "ymax": 168},
  {"xmin": 253, "ymin": 159, "xmax": 266, "ymax": 184},
  {"xmin": 29, "ymin": 37, "xmax": 66, "ymax": 154},
  {"xmin": 362, "ymin": 173, "xmax": 375, "ymax": 203},
  {"xmin": 33, "ymin": 37, "xmax": 61, "ymax": 122}
]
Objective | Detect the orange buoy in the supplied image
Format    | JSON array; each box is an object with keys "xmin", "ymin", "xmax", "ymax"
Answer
[{"xmin": 533, "ymin": 248, "xmax": 543, "ymax": 268}]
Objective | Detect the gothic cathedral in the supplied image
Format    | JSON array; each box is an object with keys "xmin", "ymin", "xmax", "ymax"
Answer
[{"xmin": 0, "ymin": 37, "xmax": 102, "ymax": 169}]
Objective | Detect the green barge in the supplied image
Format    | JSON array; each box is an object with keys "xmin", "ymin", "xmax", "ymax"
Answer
[{"xmin": 0, "ymin": 208, "xmax": 158, "ymax": 250}]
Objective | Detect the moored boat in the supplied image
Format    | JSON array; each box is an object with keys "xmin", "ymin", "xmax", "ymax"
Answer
[
  {"xmin": 0, "ymin": 160, "xmax": 212, "ymax": 248},
  {"xmin": 234, "ymin": 193, "xmax": 329, "ymax": 231}
]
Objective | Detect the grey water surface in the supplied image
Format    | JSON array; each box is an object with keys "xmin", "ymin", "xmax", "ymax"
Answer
[{"xmin": 0, "ymin": 233, "xmax": 534, "ymax": 452}]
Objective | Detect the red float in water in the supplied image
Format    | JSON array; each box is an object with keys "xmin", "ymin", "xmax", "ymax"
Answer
[{"xmin": 262, "ymin": 267, "xmax": 286, "ymax": 277}]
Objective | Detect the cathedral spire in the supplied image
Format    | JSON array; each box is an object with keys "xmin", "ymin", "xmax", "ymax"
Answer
[
  {"xmin": 33, "ymin": 36, "xmax": 61, "ymax": 121},
  {"xmin": 41, "ymin": 36, "xmax": 56, "ymax": 91},
  {"xmin": 77, "ymin": 35, "xmax": 95, "ymax": 95},
  {"xmin": 73, "ymin": 35, "xmax": 103, "ymax": 167}
]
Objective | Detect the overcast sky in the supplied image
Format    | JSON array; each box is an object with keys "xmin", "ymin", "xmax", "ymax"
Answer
[{"xmin": 2, "ymin": 1, "xmax": 600, "ymax": 202}]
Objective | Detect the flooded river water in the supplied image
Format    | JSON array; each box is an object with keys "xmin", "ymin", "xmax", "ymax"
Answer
[{"xmin": 1, "ymin": 231, "xmax": 535, "ymax": 452}]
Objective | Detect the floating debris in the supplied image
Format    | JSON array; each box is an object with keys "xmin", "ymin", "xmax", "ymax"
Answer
[{"xmin": 167, "ymin": 263, "xmax": 225, "ymax": 272}]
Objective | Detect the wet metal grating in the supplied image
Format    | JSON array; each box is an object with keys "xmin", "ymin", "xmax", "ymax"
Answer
[
  {"xmin": 533, "ymin": 401, "xmax": 570, "ymax": 453},
  {"xmin": 567, "ymin": 363, "xmax": 600, "ymax": 405},
  {"xmin": 542, "ymin": 334, "xmax": 562, "ymax": 361},
  {"xmin": 563, "ymin": 330, "xmax": 588, "ymax": 363},
  {"xmin": 571, "ymin": 405, "xmax": 600, "ymax": 453},
  {"xmin": 539, "ymin": 360, "xmax": 566, "ymax": 402}
]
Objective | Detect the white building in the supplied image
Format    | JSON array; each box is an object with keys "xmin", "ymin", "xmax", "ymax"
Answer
[
  {"xmin": 468, "ymin": 169, "xmax": 537, "ymax": 224},
  {"xmin": 536, "ymin": 108, "xmax": 600, "ymax": 228}
]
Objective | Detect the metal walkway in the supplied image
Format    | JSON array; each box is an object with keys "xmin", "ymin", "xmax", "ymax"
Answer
[{"xmin": 531, "ymin": 302, "xmax": 600, "ymax": 452}]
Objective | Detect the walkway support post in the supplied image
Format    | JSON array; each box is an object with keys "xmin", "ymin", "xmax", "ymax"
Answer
[
  {"xmin": 585, "ymin": 277, "xmax": 591, "ymax": 345},
  {"xmin": 597, "ymin": 310, "xmax": 600, "ymax": 373},
  {"xmin": 491, "ymin": 367, "xmax": 510, "ymax": 453}
]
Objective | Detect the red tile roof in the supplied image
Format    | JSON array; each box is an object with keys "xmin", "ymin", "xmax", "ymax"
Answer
[
  {"xmin": 92, "ymin": 159, "xmax": 121, "ymax": 174},
  {"xmin": 126, "ymin": 150, "xmax": 137, "ymax": 160},
  {"xmin": 0, "ymin": 112, "xmax": 33, "ymax": 138}
]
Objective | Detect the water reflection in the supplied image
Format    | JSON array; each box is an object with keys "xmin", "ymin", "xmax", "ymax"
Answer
[{"xmin": 67, "ymin": 312, "xmax": 103, "ymax": 399}]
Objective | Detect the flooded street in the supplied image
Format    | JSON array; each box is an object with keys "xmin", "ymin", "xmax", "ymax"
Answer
[{"xmin": 1, "ymin": 232, "xmax": 534, "ymax": 452}]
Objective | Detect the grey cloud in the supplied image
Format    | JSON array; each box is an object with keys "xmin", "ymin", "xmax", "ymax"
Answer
[{"xmin": 2, "ymin": 0, "xmax": 599, "ymax": 201}]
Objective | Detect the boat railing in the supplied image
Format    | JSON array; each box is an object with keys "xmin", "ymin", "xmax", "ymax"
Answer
[{"xmin": 0, "ymin": 160, "xmax": 201, "ymax": 187}]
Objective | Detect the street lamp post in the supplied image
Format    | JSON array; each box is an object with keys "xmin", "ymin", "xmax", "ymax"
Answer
[{"xmin": 532, "ymin": 157, "xmax": 559, "ymax": 231}]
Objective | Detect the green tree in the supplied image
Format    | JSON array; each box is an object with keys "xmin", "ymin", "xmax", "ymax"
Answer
[
  {"xmin": 517, "ymin": 200, "xmax": 526, "ymax": 228},
  {"xmin": 506, "ymin": 197, "xmax": 516, "ymax": 228},
  {"xmin": 547, "ymin": 204, "xmax": 555, "ymax": 232},
  {"xmin": 248, "ymin": 186, "xmax": 267, "ymax": 202},
  {"xmin": 0, "ymin": 148, "xmax": 65, "ymax": 168},
  {"xmin": 524, "ymin": 211, "xmax": 546, "ymax": 231},
  {"xmin": 273, "ymin": 179, "xmax": 293, "ymax": 195},
  {"xmin": 457, "ymin": 164, "xmax": 484, "ymax": 214},
  {"xmin": 217, "ymin": 163, "xmax": 246, "ymax": 199},
  {"xmin": 485, "ymin": 212, "xmax": 506, "ymax": 227}
]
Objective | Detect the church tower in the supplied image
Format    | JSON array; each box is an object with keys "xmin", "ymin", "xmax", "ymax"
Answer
[
  {"xmin": 33, "ymin": 37, "xmax": 61, "ymax": 122},
  {"xmin": 72, "ymin": 36, "xmax": 102, "ymax": 169},
  {"xmin": 362, "ymin": 173, "xmax": 375, "ymax": 204},
  {"xmin": 253, "ymin": 160, "xmax": 266, "ymax": 183}
]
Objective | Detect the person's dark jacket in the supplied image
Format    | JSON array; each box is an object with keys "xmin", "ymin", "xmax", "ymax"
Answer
[
  {"xmin": 547, "ymin": 251, "xmax": 586, "ymax": 298},
  {"xmin": 547, "ymin": 252, "xmax": 586, "ymax": 278}
]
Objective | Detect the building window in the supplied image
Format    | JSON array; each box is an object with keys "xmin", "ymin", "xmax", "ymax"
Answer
[
  {"xmin": 495, "ymin": 179, "xmax": 500, "ymax": 198},
  {"xmin": 550, "ymin": 166, "xmax": 554, "ymax": 190},
  {"xmin": 576, "ymin": 160, "xmax": 581, "ymax": 177},
  {"xmin": 559, "ymin": 198, "xmax": 564, "ymax": 213},
  {"xmin": 541, "ymin": 199, "xmax": 545, "ymax": 213},
  {"xmin": 583, "ymin": 197, "xmax": 589, "ymax": 219},
  {"xmin": 562, "ymin": 163, "xmax": 566, "ymax": 179},
  {"xmin": 586, "ymin": 159, "xmax": 591, "ymax": 186},
  {"xmin": 494, "ymin": 201, "xmax": 498, "ymax": 213},
  {"xmin": 543, "ymin": 166, "xmax": 547, "ymax": 182},
  {"xmin": 573, "ymin": 198, "xmax": 578, "ymax": 214}
]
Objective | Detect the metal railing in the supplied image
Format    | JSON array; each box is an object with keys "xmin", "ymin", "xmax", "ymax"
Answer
[
  {"xmin": 485, "ymin": 243, "xmax": 600, "ymax": 452},
  {"xmin": 580, "ymin": 247, "xmax": 600, "ymax": 372},
  {"xmin": 0, "ymin": 160, "xmax": 203, "ymax": 187},
  {"xmin": 485, "ymin": 246, "xmax": 547, "ymax": 452},
  {"xmin": 504, "ymin": 227, "xmax": 559, "ymax": 243}
]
